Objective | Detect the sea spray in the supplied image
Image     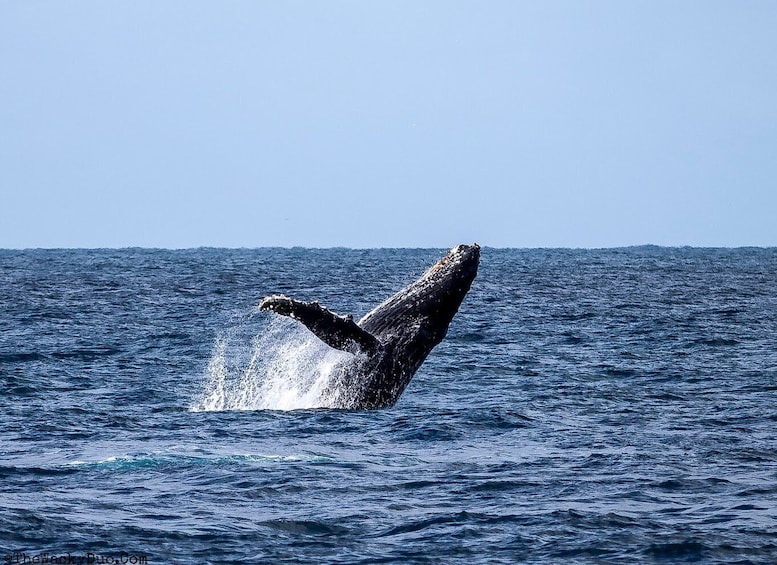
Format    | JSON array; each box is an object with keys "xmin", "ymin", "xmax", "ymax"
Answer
[{"xmin": 191, "ymin": 314, "xmax": 352, "ymax": 411}]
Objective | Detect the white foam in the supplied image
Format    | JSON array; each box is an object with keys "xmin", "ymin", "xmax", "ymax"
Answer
[
  {"xmin": 66, "ymin": 452, "xmax": 335, "ymax": 467},
  {"xmin": 190, "ymin": 316, "xmax": 352, "ymax": 412}
]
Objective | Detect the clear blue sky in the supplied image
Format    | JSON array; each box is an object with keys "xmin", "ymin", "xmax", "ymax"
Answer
[{"xmin": 2, "ymin": 1, "xmax": 775, "ymax": 248}]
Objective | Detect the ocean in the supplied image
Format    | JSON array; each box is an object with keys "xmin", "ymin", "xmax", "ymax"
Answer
[{"xmin": 1, "ymin": 247, "xmax": 775, "ymax": 564}]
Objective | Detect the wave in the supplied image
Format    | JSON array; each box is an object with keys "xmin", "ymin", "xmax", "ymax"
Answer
[{"xmin": 65, "ymin": 451, "xmax": 335, "ymax": 470}]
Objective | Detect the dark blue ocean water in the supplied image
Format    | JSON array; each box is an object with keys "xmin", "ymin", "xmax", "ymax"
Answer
[{"xmin": 1, "ymin": 247, "xmax": 776, "ymax": 564}]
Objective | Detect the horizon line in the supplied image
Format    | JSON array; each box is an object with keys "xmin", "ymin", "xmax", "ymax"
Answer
[{"xmin": 1, "ymin": 244, "xmax": 775, "ymax": 252}]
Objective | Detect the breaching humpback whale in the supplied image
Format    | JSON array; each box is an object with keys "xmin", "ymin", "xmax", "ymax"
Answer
[{"xmin": 258, "ymin": 243, "xmax": 480, "ymax": 408}]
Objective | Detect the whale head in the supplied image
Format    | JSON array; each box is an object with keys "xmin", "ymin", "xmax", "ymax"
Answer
[
  {"xmin": 359, "ymin": 243, "xmax": 480, "ymax": 344},
  {"xmin": 414, "ymin": 243, "xmax": 480, "ymax": 320}
]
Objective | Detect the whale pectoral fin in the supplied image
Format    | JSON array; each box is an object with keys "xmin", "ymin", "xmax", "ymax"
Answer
[{"xmin": 258, "ymin": 295, "xmax": 380, "ymax": 355}]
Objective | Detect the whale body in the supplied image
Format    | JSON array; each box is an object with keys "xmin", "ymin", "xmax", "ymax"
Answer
[{"xmin": 259, "ymin": 243, "xmax": 480, "ymax": 408}]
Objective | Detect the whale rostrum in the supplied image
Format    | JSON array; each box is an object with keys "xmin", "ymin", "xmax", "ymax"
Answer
[{"xmin": 259, "ymin": 243, "xmax": 480, "ymax": 408}]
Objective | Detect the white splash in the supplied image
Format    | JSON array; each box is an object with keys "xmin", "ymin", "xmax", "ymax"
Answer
[{"xmin": 191, "ymin": 315, "xmax": 352, "ymax": 412}]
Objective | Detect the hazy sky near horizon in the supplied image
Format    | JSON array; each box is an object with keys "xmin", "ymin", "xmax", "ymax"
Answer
[{"xmin": 2, "ymin": 1, "xmax": 775, "ymax": 248}]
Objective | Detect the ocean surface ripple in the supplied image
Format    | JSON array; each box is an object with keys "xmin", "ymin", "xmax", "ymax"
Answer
[{"xmin": 1, "ymin": 247, "xmax": 775, "ymax": 563}]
